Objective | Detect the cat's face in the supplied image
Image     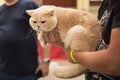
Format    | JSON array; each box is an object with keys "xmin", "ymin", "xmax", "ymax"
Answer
[{"xmin": 26, "ymin": 7, "xmax": 57, "ymax": 32}]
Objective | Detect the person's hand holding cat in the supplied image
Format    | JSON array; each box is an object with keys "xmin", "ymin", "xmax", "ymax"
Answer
[
  {"xmin": 42, "ymin": 29, "xmax": 79, "ymax": 64},
  {"xmin": 35, "ymin": 62, "xmax": 49, "ymax": 77},
  {"xmin": 42, "ymin": 29, "xmax": 64, "ymax": 48}
]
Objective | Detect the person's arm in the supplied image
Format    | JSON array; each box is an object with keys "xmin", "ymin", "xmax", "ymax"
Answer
[
  {"xmin": 42, "ymin": 44, "xmax": 51, "ymax": 62},
  {"xmin": 71, "ymin": 27, "xmax": 120, "ymax": 76},
  {"xmin": 35, "ymin": 44, "xmax": 51, "ymax": 77},
  {"xmin": 35, "ymin": 33, "xmax": 51, "ymax": 77}
]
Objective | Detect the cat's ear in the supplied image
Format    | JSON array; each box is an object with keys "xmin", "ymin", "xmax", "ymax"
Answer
[
  {"xmin": 26, "ymin": 10, "xmax": 35, "ymax": 16},
  {"xmin": 47, "ymin": 10, "xmax": 54, "ymax": 16}
]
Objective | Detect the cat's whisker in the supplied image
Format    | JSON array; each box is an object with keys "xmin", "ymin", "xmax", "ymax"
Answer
[{"xmin": 26, "ymin": 29, "xmax": 36, "ymax": 38}]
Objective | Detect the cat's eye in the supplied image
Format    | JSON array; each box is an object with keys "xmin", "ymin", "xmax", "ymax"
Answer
[
  {"xmin": 33, "ymin": 21, "xmax": 37, "ymax": 23},
  {"xmin": 41, "ymin": 21, "xmax": 46, "ymax": 23}
]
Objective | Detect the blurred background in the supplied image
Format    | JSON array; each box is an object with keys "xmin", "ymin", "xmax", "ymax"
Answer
[
  {"xmin": 42, "ymin": 0, "xmax": 102, "ymax": 15},
  {"xmin": 0, "ymin": 0, "xmax": 102, "ymax": 15}
]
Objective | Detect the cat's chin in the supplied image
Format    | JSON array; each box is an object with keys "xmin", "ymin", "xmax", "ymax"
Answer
[
  {"xmin": 40, "ymin": 26, "xmax": 57, "ymax": 32},
  {"xmin": 33, "ymin": 28, "xmax": 42, "ymax": 32},
  {"xmin": 42, "ymin": 28, "xmax": 55, "ymax": 32}
]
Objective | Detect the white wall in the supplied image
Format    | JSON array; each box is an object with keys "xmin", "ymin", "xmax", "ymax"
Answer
[
  {"xmin": 0, "ymin": 0, "xmax": 5, "ymax": 5},
  {"xmin": 77, "ymin": 0, "xmax": 90, "ymax": 11}
]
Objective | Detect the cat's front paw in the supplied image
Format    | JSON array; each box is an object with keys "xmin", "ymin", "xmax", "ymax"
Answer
[
  {"xmin": 40, "ymin": 41, "xmax": 47, "ymax": 48},
  {"xmin": 38, "ymin": 32, "xmax": 47, "ymax": 48}
]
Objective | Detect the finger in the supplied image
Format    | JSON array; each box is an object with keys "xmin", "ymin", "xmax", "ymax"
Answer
[
  {"xmin": 54, "ymin": 30, "xmax": 59, "ymax": 41},
  {"xmin": 43, "ymin": 32, "xmax": 50, "ymax": 42},
  {"xmin": 35, "ymin": 66, "xmax": 41, "ymax": 74},
  {"xmin": 55, "ymin": 32, "xmax": 60, "ymax": 41},
  {"xmin": 49, "ymin": 31, "xmax": 55, "ymax": 42}
]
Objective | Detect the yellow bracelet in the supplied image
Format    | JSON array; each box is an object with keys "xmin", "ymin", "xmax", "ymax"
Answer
[{"xmin": 70, "ymin": 49, "xmax": 77, "ymax": 63}]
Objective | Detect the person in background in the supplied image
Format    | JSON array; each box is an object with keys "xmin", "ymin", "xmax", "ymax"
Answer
[
  {"xmin": 44, "ymin": 0, "xmax": 120, "ymax": 80},
  {"xmin": 35, "ymin": 0, "xmax": 43, "ymax": 5},
  {"xmin": 38, "ymin": 43, "xmax": 66, "ymax": 61},
  {"xmin": 0, "ymin": 0, "xmax": 49, "ymax": 80}
]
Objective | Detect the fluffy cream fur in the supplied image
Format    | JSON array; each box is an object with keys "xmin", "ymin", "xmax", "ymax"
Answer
[
  {"xmin": 50, "ymin": 61, "xmax": 86, "ymax": 78},
  {"xmin": 26, "ymin": 5, "xmax": 101, "ymax": 78}
]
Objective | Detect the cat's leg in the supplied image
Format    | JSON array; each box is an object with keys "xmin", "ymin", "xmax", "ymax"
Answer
[
  {"xmin": 64, "ymin": 25, "xmax": 97, "ymax": 51},
  {"xmin": 38, "ymin": 32, "xmax": 47, "ymax": 48}
]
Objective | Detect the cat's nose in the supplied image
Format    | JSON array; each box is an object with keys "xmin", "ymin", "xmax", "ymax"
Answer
[{"xmin": 37, "ymin": 26, "xmax": 40, "ymax": 28}]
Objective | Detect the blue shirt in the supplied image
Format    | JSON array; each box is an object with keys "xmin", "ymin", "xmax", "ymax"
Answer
[{"xmin": 0, "ymin": 0, "xmax": 39, "ymax": 76}]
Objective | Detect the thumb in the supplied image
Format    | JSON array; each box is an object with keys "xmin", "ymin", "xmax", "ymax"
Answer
[{"xmin": 35, "ymin": 66, "xmax": 41, "ymax": 74}]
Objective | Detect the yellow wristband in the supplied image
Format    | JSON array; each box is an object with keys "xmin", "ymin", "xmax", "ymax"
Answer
[{"xmin": 70, "ymin": 49, "xmax": 77, "ymax": 63}]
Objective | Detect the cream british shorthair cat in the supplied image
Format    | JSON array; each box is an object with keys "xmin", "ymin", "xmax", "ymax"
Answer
[{"xmin": 26, "ymin": 5, "xmax": 101, "ymax": 78}]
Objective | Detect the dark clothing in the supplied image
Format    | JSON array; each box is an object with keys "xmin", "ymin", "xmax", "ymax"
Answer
[
  {"xmin": 0, "ymin": 73, "xmax": 37, "ymax": 80},
  {"xmin": 0, "ymin": 0, "xmax": 39, "ymax": 76},
  {"xmin": 98, "ymin": 0, "xmax": 120, "ymax": 45},
  {"xmin": 85, "ymin": 0, "xmax": 120, "ymax": 80}
]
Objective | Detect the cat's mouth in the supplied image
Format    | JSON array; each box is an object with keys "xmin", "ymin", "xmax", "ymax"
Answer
[{"xmin": 37, "ymin": 26, "xmax": 41, "ymax": 31}]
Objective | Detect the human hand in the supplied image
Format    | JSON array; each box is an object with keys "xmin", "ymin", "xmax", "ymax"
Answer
[
  {"xmin": 42, "ymin": 28, "xmax": 64, "ymax": 48},
  {"xmin": 35, "ymin": 62, "xmax": 49, "ymax": 77}
]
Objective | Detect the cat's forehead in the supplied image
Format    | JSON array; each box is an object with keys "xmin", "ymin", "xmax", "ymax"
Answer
[
  {"xmin": 30, "ymin": 5, "xmax": 56, "ymax": 18},
  {"xmin": 32, "ymin": 9, "xmax": 53, "ymax": 16},
  {"xmin": 31, "ymin": 12, "xmax": 46, "ymax": 20},
  {"xmin": 32, "ymin": 12, "xmax": 46, "ymax": 18},
  {"xmin": 30, "ymin": 9, "xmax": 44, "ymax": 17}
]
